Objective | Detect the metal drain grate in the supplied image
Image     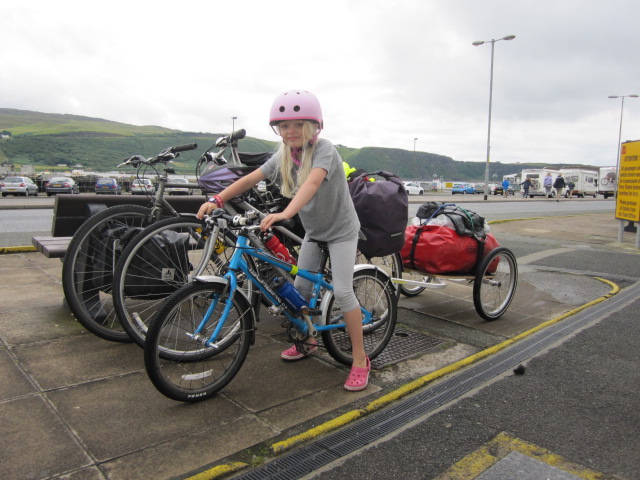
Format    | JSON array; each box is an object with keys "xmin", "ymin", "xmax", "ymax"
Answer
[
  {"xmin": 372, "ymin": 327, "xmax": 444, "ymax": 368},
  {"xmin": 273, "ymin": 327, "xmax": 443, "ymax": 368}
]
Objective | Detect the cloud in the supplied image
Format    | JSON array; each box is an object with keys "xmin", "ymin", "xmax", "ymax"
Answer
[{"xmin": 2, "ymin": 0, "xmax": 640, "ymax": 167}]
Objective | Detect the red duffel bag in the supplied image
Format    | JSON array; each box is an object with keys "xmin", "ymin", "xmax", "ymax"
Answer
[{"xmin": 400, "ymin": 225, "xmax": 500, "ymax": 275}]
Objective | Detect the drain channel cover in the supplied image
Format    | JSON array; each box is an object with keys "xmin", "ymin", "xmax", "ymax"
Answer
[{"xmin": 372, "ymin": 327, "xmax": 444, "ymax": 368}]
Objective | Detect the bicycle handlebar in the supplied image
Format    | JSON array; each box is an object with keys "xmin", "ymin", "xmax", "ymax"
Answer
[
  {"xmin": 118, "ymin": 143, "xmax": 199, "ymax": 168},
  {"xmin": 207, "ymin": 209, "xmax": 295, "ymax": 230},
  {"xmin": 230, "ymin": 129, "xmax": 246, "ymax": 142},
  {"xmin": 171, "ymin": 143, "xmax": 198, "ymax": 153}
]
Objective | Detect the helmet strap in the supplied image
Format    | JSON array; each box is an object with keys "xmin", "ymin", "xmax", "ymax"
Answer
[{"xmin": 291, "ymin": 148, "xmax": 302, "ymax": 166}]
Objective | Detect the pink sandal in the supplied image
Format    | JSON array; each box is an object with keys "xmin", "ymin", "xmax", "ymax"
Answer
[
  {"xmin": 344, "ymin": 356, "xmax": 371, "ymax": 391},
  {"xmin": 281, "ymin": 340, "xmax": 318, "ymax": 361}
]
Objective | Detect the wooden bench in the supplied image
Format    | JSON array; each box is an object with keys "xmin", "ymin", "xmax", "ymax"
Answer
[
  {"xmin": 32, "ymin": 236, "xmax": 72, "ymax": 258},
  {"xmin": 32, "ymin": 194, "xmax": 207, "ymax": 258}
]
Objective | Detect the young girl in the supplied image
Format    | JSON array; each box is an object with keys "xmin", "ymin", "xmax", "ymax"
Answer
[{"xmin": 196, "ymin": 90, "xmax": 370, "ymax": 391}]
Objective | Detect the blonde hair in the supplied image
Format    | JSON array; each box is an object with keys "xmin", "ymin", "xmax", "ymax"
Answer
[{"xmin": 277, "ymin": 121, "xmax": 320, "ymax": 198}]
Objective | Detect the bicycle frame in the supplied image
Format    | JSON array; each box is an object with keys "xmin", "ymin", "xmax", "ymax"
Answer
[{"xmin": 193, "ymin": 225, "xmax": 374, "ymax": 348}]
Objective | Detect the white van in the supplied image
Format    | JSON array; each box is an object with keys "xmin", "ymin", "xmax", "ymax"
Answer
[
  {"xmin": 559, "ymin": 169, "xmax": 597, "ymax": 198},
  {"xmin": 519, "ymin": 168, "xmax": 559, "ymax": 198},
  {"xmin": 596, "ymin": 166, "xmax": 617, "ymax": 199}
]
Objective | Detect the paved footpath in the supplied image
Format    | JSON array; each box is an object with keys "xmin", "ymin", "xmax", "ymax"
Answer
[{"xmin": 0, "ymin": 211, "xmax": 638, "ymax": 479}]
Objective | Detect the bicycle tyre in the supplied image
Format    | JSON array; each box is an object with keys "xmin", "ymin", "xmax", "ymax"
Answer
[
  {"xmin": 356, "ymin": 252, "xmax": 402, "ymax": 300},
  {"xmin": 322, "ymin": 267, "xmax": 397, "ymax": 366},
  {"xmin": 113, "ymin": 216, "xmax": 238, "ymax": 347},
  {"xmin": 473, "ymin": 247, "xmax": 518, "ymax": 321},
  {"xmin": 144, "ymin": 281, "xmax": 254, "ymax": 402},
  {"xmin": 61, "ymin": 205, "xmax": 153, "ymax": 342}
]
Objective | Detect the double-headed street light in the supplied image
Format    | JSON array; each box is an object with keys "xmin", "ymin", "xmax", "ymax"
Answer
[{"xmin": 473, "ymin": 34, "xmax": 516, "ymax": 200}]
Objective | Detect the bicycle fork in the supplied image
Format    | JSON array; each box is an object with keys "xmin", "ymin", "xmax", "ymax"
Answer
[{"xmin": 186, "ymin": 274, "xmax": 240, "ymax": 348}]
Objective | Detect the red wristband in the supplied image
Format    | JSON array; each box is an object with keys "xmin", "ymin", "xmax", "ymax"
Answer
[{"xmin": 207, "ymin": 194, "xmax": 224, "ymax": 208}]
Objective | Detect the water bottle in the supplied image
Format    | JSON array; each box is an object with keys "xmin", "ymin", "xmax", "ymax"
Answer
[
  {"xmin": 272, "ymin": 277, "xmax": 307, "ymax": 313},
  {"xmin": 262, "ymin": 232, "xmax": 296, "ymax": 265}
]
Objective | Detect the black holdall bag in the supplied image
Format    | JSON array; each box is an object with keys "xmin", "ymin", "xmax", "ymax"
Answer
[
  {"xmin": 416, "ymin": 202, "xmax": 488, "ymax": 239},
  {"xmin": 348, "ymin": 170, "xmax": 409, "ymax": 258}
]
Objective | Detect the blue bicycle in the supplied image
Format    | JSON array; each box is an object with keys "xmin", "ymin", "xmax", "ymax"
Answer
[{"xmin": 144, "ymin": 209, "xmax": 398, "ymax": 402}]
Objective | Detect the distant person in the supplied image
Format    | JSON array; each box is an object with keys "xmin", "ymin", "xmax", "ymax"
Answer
[
  {"xmin": 553, "ymin": 173, "xmax": 566, "ymax": 202},
  {"xmin": 543, "ymin": 172, "xmax": 553, "ymax": 198},
  {"xmin": 519, "ymin": 177, "xmax": 532, "ymax": 198},
  {"xmin": 567, "ymin": 180, "xmax": 575, "ymax": 198},
  {"xmin": 501, "ymin": 178, "xmax": 510, "ymax": 198}
]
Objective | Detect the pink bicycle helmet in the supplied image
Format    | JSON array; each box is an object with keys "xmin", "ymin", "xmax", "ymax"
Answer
[{"xmin": 269, "ymin": 90, "xmax": 323, "ymax": 129}]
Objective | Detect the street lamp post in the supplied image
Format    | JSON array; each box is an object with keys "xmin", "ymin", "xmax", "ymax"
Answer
[
  {"xmin": 232, "ymin": 116, "xmax": 238, "ymax": 132},
  {"xmin": 608, "ymin": 95, "xmax": 638, "ymax": 192},
  {"xmin": 413, "ymin": 137, "xmax": 418, "ymax": 162},
  {"xmin": 608, "ymin": 94, "xmax": 639, "ymax": 241},
  {"xmin": 473, "ymin": 35, "xmax": 516, "ymax": 200}
]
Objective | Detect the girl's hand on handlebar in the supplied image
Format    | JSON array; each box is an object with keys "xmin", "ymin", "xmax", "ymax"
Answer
[
  {"xmin": 260, "ymin": 212, "xmax": 290, "ymax": 231},
  {"xmin": 197, "ymin": 202, "xmax": 218, "ymax": 220}
]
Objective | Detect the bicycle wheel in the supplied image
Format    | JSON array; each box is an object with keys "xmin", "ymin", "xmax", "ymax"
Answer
[
  {"xmin": 144, "ymin": 281, "xmax": 254, "ymax": 402},
  {"xmin": 62, "ymin": 205, "xmax": 153, "ymax": 342},
  {"xmin": 473, "ymin": 247, "xmax": 518, "ymax": 321},
  {"xmin": 113, "ymin": 216, "xmax": 238, "ymax": 348},
  {"xmin": 356, "ymin": 252, "xmax": 402, "ymax": 300},
  {"xmin": 322, "ymin": 267, "xmax": 397, "ymax": 366}
]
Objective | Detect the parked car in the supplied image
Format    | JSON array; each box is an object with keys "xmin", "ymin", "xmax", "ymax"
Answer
[
  {"xmin": 473, "ymin": 183, "xmax": 485, "ymax": 194},
  {"xmin": 1, "ymin": 176, "xmax": 39, "ymax": 197},
  {"xmin": 45, "ymin": 177, "xmax": 79, "ymax": 196},
  {"xmin": 130, "ymin": 178, "xmax": 156, "ymax": 195},
  {"xmin": 487, "ymin": 183, "xmax": 500, "ymax": 195},
  {"xmin": 95, "ymin": 177, "xmax": 122, "ymax": 195},
  {"xmin": 451, "ymin": 183, "xmax": 475, "ymax": 195},
  {"xmin": 402, "ymin": 182, "xmax": 424, "ymax": 195},
  {"xmin": 166, "ymin": 178, "xmax": 192, "ymax": 195},
  {"xmin": 493, "ymin": 185, "xmax": 516, "ymax": 195}
]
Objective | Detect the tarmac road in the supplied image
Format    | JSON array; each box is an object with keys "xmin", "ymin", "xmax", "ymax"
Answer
[{"xmin": 0, "ymin": 192, "xmax": 619, "ymax": 247}]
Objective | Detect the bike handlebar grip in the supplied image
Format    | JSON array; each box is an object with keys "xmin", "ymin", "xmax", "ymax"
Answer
[
  {"xmin": 171, "ymin": 143, "xmax": 198, "ymax": 153},
  {"xmin": 274, "ymin": 218, "xmax": 295, "ymax": 229},
  {"xmin": 230, "ymin": 129, "xmax": 246, "ymax": 141}
]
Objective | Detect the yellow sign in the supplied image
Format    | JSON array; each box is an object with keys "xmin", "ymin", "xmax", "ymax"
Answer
[{"xmin": 616, "ymin": 140, "xmax": 640, "ymax": 221}]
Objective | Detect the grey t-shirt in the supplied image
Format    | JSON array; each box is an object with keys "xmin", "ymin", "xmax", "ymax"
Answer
[{"xmin": 260, "ymin": 138, "xmax": 360, "ymax": 242}]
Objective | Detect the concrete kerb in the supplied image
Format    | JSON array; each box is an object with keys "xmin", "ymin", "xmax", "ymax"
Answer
[{"xmin": 189, "ymin": 277, "xmax": 621, "ymax": 480}]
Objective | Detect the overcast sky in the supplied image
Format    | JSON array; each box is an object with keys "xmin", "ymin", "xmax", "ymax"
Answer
[{"xmin": 2, "ymin": 0, "xmax": 640, "ymax": 168}]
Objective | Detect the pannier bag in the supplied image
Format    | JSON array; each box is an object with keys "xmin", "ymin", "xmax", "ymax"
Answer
[
  {"xmin": 89, "ymin": 226, "xmax": 192, "ymax": 297},
  {"xmin": 401, "ymin": 202, "xmax": 499, "ymax": 274},
  {"xmin": 89, "ymin": 225, "xmax": 141, "ymax": 291},
  {"xmin": 349, "ymin": 171, "xmax": 409, "ymax": 258},
  {"xmin": 123, "ymin": 229, "xmax": 193, "ymax": 298}
]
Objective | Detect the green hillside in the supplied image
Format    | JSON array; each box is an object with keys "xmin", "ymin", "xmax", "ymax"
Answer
[
  {"xmin": 0, "ymin": 108, "xmax": 276, "ymax": 174},
  {"xmin": 0, "ymin": 108, "xmax": 594, "ymax": 179},
  {"xmin": 0, "ymin": 108, "xmax": 176, "ymax": 136}
]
